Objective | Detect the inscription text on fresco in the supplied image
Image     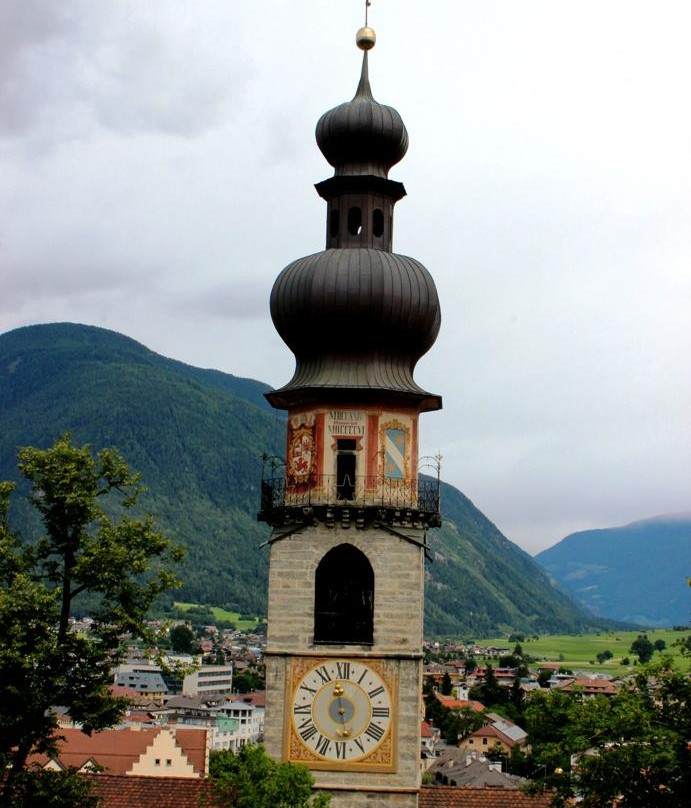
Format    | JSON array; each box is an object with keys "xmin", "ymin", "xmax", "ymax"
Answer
[{"xmin": 327, "ymin": 410, "xmax": 366, "ymax": 436}]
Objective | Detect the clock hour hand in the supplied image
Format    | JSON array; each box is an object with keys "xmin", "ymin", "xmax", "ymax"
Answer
[{"xmin": 333, "ymin": 682, "xmax": 351, "ymax": 738}]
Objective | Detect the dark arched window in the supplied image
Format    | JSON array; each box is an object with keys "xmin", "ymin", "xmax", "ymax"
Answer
[
  {"xmin": 372, "ymin": 208, "xmax": 384, "ymax": 237},
  {"xmin": 314, "ymin": 544, "xmax": 374, "ymax": 645},
  {"xmin": 347, "ymin": 206, "xmax": 362, "ymax": 236}
]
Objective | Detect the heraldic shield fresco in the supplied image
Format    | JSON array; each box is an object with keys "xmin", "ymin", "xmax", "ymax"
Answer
[
  {"xmin": 284, "ymin": 656, "xmax": 398, "ymax": 772},
  {"xmin": 283, "ymin": 408, "xmax": 417, "ymax": 508}
]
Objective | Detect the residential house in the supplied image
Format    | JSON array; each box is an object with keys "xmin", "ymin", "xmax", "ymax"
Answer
[
  {"xmin": 460, "ymin": 723, "xmax": 524, "ymax": 756},
  {"xmin": 435, "ymin": 693, "xmax": 486, "ymax": 714},
  {"xmin": 421, "ymin": 720, "xmax": 442, "ymax": 765},
  {"xmin": 158, "ymin": 695, "xmax": 261, "ymax": 751},
  {"xmin": 114, "ymin": 663, "xmax": 168, "ymax": 703},
  {"xmin": 555, "ymin": 676, "xmax": 618, "ymax": 698},
  {"xmin": 430, "ymin": 749, "xmax": 524, "ymax": 789},
  {"xmin": 31, "ymin": 727, "xmax": 207, "ymax": 777}
]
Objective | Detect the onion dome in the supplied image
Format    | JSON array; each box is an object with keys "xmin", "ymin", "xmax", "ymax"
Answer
[
  {"xmin": 316, "ymin": 52, "xmax": 408, "ymax": 178},
  {"xmin": 266, "ymin": 31, "xmax": 441, "ymax": 413},
  {"xmin": 268, "ymin": 249, "xmax": 440, "ymax": 410}
]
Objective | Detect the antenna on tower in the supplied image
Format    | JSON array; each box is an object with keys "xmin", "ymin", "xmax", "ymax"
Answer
[{"xmin": 365, "ymin": 0, "xmax": 372, "ymax": 27}]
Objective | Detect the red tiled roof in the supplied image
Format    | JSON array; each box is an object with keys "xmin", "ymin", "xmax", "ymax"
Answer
[
  {"xmin": 436, "ymin": 694, "xmax": 486, "ymax": 712},
  {"xmin": 241, "ymin": 691, "xmax": 266, "ymax": 707},
  {"xmin": 420, "ymin": 786, "xmax": 553, "ymax": 808},
  {"xmin": 30, "ymin": 727, "xmax": 207, "ymax": 776},
  {"xmin": 467, "ymin": 724, "xmax": 516, "ymax": 748},
  {"xmin": 421, "ymin": 720, "xmax": 434, "ymax": 738},
  {"xmin": 557, "ymin": 678, "xmax": 618, "ymax": 695},
  {"xmin": 88, "ymin": 774, "xmax": 209, "ymax": 808},
  {"xmin": 109, "ymin": 685, "xmax": 139, "ymax": 699}
]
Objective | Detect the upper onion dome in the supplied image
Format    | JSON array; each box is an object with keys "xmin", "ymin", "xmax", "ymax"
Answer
[{"xmin": 316, "ymin": 52, "xmax": 408, "ymax": 178}]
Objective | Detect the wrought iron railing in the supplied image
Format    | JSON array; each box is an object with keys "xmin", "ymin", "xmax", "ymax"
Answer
[{"xmin": 259, "ymin": 474, "xmax": 440, "ymax": 515}]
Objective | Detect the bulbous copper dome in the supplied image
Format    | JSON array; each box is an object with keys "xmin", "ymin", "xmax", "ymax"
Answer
[
  {"xmin": 269, "ymin": 248, "xmax": 440, "ymax": 408},
  {"xmin": 316, "ymin": 53, "xmax": 408, "ymax": 178}
]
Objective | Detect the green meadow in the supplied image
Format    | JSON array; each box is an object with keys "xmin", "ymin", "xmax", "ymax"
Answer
[
  {"xmin": 173, "ymin": 602, "xmax": 263, "ymax": 632},
  {"xmin": 477, "ymin": 628, "xmax": 690, "ymax": 674}
]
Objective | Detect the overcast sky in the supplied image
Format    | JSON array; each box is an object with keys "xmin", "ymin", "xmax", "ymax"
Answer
[{"xmin": 2, "ymin": 1, "xmax": 689, "ymax": 554}]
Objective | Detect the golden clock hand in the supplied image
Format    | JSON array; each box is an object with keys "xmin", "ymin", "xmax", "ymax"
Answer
[{"xmin": 333, "ymin": 682, "xmax": 351, "ymax": 738}]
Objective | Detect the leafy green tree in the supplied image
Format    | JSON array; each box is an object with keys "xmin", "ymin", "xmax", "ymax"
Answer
[
  {"xmin": 233, "ymin": 670, "xmax": 264, "ymax": 693},
  {"xmin": 0, "ymin": 435, "xmax": 182, "ymax": 803},
  {"xmin": 630, "ymin": 634, "xmax": 654, "ymax": 664},
  {"xmin": 596, "ymin": 649, "xmax": 613, "ymax": 664},
  {"xmin": 440, "ymin": 671, "xmax": 453, "ymax": 695},
  {"xmin": 653, "ymin": 638, "xmax": 666, "ymax": 652},
  {"xmin": 469, "ymin": 662, "xmax": 507, "ymax": 707},
  {"xmin": 169, "ymin": 623, "xmax": 200, "ymax": 654},
  {"xmin": 524, "ymin": 660, "xmax": 691, "ymax": 807},
  {"xmin": 206, "ymin": 745, "xmax": 330, "ymax": 807}
]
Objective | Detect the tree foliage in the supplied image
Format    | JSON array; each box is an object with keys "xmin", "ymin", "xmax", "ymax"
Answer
[
  {"xmin": 0, "ymin": 435, "xmax": 182, "ymax": 802},
  {"xmin": 206, "ymin": 745, "xmax": 330, "ymax": 807},
  {"xmin": 440, "ymin": 671, "xmax": 453, "ymax": 695},
  {"xmin": 169, "ymin": 623, "xmax": 200, "ymax": 654},
  {"xmin": 630, "ymin": 634, "xmax": 654, "ymax": 664},
  {"xmin": 523, "ymin": 660, "xmax": 691, "ymax": 807}
]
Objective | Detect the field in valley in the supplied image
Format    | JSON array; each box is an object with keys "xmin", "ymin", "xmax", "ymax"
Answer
[{"xmin": 477, "ymin": 628, "xmax": 690, "ymax": 673}]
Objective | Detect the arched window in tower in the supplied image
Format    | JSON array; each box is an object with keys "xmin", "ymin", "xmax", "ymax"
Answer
[
  {"xmin": 347, "ymin": 206, "xmax": 362, "ymax": 236},
  {"xmin": 314, "ymin": 544, "xmax": 374, "ymax": 644},
  {"xmin": 372, "ymin": 207, "xmax": 384, "ymax": 237}
]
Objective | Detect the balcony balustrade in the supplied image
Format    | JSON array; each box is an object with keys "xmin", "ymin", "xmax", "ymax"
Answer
[{"xmin": 258, "ymin": 473, "xmax": 440, "ymax": 529}]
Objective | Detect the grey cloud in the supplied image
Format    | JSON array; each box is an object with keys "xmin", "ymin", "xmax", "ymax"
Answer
[
  {"xmin": 0, "ymin": 1, "xmax": 252, "ymax": 142},
  {"xmin": 169, "ymin": 283, "xmax": 269, "ymax": 321}
]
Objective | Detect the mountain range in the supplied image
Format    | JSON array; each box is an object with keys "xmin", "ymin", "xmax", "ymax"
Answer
[
  {"xmin": 535, "ymin": 515, "xmax": 690, "ymax": 626},
  {"xmin": 1, "ymin": 322, "xmax": 598, "ymax": 636}
]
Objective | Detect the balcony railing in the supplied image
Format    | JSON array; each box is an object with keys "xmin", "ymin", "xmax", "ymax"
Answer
[{"xmin": 258, "ymin": 473, "xmax": 440, "ymax": 528}]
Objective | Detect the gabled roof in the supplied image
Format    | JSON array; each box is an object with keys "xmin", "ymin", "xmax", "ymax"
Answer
[
  {"xmin": 420, "ymin": 786, "xmax": 553, "ymax": 808},
  {"xmin": 30, "ymin": 727, "xmax": 207, "ymax": 776},
  {"xmin": 436, "ymin": 694, "xmax": 486, "ymax": 712},
  {"xmin": 467, "ymin": 724, "xmax": 518, "ymax": 748},
  {"xmin": 557, "ymin": 677, "xmax": 618, "ymax": 695},
  {"xmin": 240, "ymin": 691, "xmax": 267, "ymax": 708}
]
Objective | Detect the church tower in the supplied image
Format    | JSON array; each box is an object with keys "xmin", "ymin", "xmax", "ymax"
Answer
[{"xmin": 260, "ymin": 20, "xmax": 441, "ymax": 808}]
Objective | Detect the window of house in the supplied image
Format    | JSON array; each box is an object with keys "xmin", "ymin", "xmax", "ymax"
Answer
[{"xmin": 314, "ymin": 543, "xmax": 374, "ymax": 644}]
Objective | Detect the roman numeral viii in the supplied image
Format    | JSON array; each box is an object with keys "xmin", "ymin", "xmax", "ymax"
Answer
[{"xmin": 364, "ymin": 722, "xmax": 385, "ymax": 741}]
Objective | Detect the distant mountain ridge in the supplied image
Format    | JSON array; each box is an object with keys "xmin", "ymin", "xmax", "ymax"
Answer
[
  {"xmin": 535, "ymin": 515, "xmax": 691, "ymax": 626},
  {"xmin": 0, "ymin": 322, "xmax": 595, "ymax": 635}
]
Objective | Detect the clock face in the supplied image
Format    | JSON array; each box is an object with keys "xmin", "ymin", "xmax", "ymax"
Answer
[{"xmin": 286, "ymin": 657, "xmax": 396, "ymax": 771}]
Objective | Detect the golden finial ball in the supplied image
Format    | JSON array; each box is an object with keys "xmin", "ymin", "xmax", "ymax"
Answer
[{"xmin": 356, "ymin": 26, "xmax": 376, "ymax": 50}]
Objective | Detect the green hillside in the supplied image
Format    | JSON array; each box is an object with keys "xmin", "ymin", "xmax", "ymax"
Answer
[
  {"xmin": 0, "ymin": 323, "xmax": 593, "ymax": 634},
  {"xmin": 535, "ymin": 516, "xmax": 691, "ymax": 626}
]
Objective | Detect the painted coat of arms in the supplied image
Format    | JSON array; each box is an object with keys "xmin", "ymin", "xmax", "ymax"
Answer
[{"xmin": 288, "ymin": 426, "xmax": 315, "ymax": 482}]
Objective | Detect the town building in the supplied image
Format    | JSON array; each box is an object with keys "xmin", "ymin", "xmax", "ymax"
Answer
[{"xmin": 31, "ymin": 727, "xmax": 207, "ymax": 778}]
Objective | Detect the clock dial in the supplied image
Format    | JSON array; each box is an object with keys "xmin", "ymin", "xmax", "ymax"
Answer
[{"xmin": 288, "ymin": 658, "xmax": 395, "ymax": 769}]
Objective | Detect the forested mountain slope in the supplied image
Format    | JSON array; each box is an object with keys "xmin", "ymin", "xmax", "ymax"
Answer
[
  {"xmin": 535, "ymin": 515, "xmax": 691, "ymax": 626},
  {"xmin": 1, "ymin": 323, "xmax": 593, "ymax": 634}
]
